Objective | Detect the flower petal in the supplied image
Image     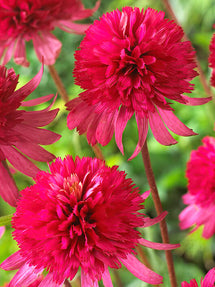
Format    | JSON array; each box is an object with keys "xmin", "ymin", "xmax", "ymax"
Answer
[
  {"xmin": 102, "ymin": 269, "xmax": 113, "ymax": 287},
  {"xmin": 149, "ymin": 109, "xmax": 177, "ymax": 145},
  {"xmin": 138, "ymin": 238, "xmax": 180, "ymax": 250},
  {"xmin": 115, "ymin": 106, "xmax": 133, "ymax": 154},
  {"xmin": 14, "ymin": 37, "xmax": 29, "ymax": 67},
  {"xmin": 81, "ymin": 270, "xmax": 99, "ymax": 287},
  {"xmin": 179, "ymin": 205, "xmax": 197, "ymax": 230},
  {"xmin": 32, "ymin": 31, "xmax": 62, "ymax": 65},
  {"xmin": 57, "ymin": 21, "xmax": 91, "ymax": 34},
  {"xmin": 96, "ymin": 110, "xmax": 117, "ymax": 146},
  {"xmin": 202, "ymin": 268, "xmax": 215, "ymax": 287},
  {"xmin": 0, "ymin": 251, "xmax": 25, "ymax": 271},
  {"xmin": 38, "ymin": 273, "xmax": 63, "ymax": 287},
  {"xmin": 21, "ymin": 94, "xmax": 55, "ymax": 107},
  {"xmin": 158, "ymin": 108, "xmax": 197, "ymax": 136},
  {"xmin": 129, "ymin": 114, "xmax": 148, "ymax": 160},
  {"xmin": 181, "ymin": 95, "xmax": 212, "ymax": 106},
  {"xmin": 120, "ymin": 254, "xmax": 163, "ymax": 285},
  {"xmin": 0, "ymin": 161, "xmax": 19, "ymax": 206},
  {"xmin": 143, "ymin": 211, "xmax": 168, "ymax": 228},
  {"xmin": 21, "ymin": 108, "xmax": 59, "ymax": 127},
  {"xmin": 1, "ymin": 146, "xmax": 40, "ymax": 177},
  {"xmin": 0, "ymin": 226, "xmax": 5, "ymax": 238}
]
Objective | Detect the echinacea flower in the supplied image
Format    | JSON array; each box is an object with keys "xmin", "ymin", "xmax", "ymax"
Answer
[
  {"xmin": 66, "ymin": 6, "xmax": 211, "ymax": 159},
  {"xmin": 179, "ymin": 136, "xmax": 215, "ymax": 238},
  {"xmin": 1, "ymin": 156, "xmax": 179, "ymax": 286},
  {"xmin": 0, "ymin": 65, "xmax": 60, "ymax": 207},
  {"xmin": 0, "ymin": 0, "xmax": 99, "ymax": 66},
  {"xmin": 209, "ymin": 26, "xmax": 215, "ymax": 87},
  {"xmin": 181, "ymin": 267, "xmax": 215, "ymax": 287}
]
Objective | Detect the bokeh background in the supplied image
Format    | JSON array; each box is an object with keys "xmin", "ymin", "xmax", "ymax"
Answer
[{"xmin": 0, "ymin": 0, "xmax": 215, "ymax": 286}]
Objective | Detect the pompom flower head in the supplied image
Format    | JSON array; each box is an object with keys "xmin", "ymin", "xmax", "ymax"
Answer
[
  {"xmin": 1, "ymin": 156, "xmax": 179, "ymax": 286},
  {"xmin": 0, "ymin": 65, "xmax": 60, "ymax": 207},
  {"xmin": 181, "ymin": 267, "xmax": 215, "ymax": 287},
  {"xmin": 66, "ymin": 7, "xmax": 211, "ymax": 159},
  {"xmin": 179, "ymin": 137, "xmax": 215, "ymax": 238},
  {"xmin": 0, "ymin": 0, "xmax": 99, "ymax": 66}
]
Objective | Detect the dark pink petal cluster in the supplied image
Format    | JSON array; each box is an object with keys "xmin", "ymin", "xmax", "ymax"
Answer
[
  {"xmin": 179, "ymin": 137, "xmax": 215, "ymax": 238},
  {"xmin": 0, "ymin": 65, "xmax": 60, "ymax": 207},
  {"xmin": 181, "ymin": 268, "xmax": 215, "ymax": 287},
  {"xmin": 0, "ymin": 0, "xmax": 99, "ymax": 66},
  {"xmin": 1, "ymin": 156, "xmax": 179, "ymax": 286},
  {"xmin": 66, "ymin": 7, "xmax": 211, "ymax": 159},
  {"xmin": 209, "ymin": 26, "xmax": 215, "ymax": 87}
]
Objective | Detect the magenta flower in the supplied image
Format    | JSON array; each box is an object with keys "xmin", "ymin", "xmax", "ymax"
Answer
[
  {"xmin": 179, "ymin": 137, "xmax": 215, "ymax": 238},
  {"xmin": 0, "ymin": 65, "xmax": 60, "ymax": 207},
  {"xmin": 1, "ymin": 156, "xmax": 179, "ymax": 286},
  {"xmin": 209, "ymin": 26, "xmax": 215, "ymax": 87},
  {"xmin": 181, "ymin": 267, "xmax": 215, "ymax": 287},
  {"xmin": 66, "ymin": 7, "xmax": 211, "ymax": 159},
  {"xmin": 0, "ymin": 0, "xmax": 99, "ymax": 66}
]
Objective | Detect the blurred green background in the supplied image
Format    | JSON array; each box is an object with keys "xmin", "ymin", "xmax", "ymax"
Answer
[{"xmin": 0, "ymin": 0, "xmax": 215, "ymax": 286}]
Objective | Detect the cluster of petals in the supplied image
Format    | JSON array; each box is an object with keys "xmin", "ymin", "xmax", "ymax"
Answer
[
  {"xmin": 209, "ymin": 25, "xmax": 215, "ymax": 87},
  {"xmin": 179, "ymin": 136, "xmax": 215, "ymax": 238},
  {"xmin": 1, "ymin": 156, "xmax": 179, "ymax": 286},
  {"xmin": 0, "ymin": 65, "xmax": 60, "ymax": 207},
  {"xmin": 66, "ymin": 6, "xmax": 211, "ymax": 159},
  {"xmin": 181, "ymin": 267, "xmax": 215, "ymax": 287},
  {"xmin": 0, "ymin": 0, "xmax": 99, "ymax": 66}
]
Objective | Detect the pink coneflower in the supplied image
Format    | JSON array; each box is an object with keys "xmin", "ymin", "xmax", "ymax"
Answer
[
  {"xmin": 209, "ymin": 26, "xmax": 215, "ymax": 87},
  {"xmin": 0, "ymin": 0, "xmax": 99, "ymax": 66},
  {"xmin": 181, "ymin": 267, "xmax": 215, "ymax": 287},
  {"xmin": 66, "ymin": 6, "xmax": 211, "ymax": 159},
  {"xmin": 179, "ymin": 136, "xmax": 215, "ymax": 238},
  {"xmin": 0, "ymin": 65, "xmax": 60, "ymax": 207},
  {"xmin": 1, "ymin": 156, "xmax": 179, "ymax": 286}
]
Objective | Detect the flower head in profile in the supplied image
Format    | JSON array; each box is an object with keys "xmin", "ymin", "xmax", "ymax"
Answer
[
  {"xmin": 0, "ymin": 65, "xmax": 60, "ymax": 207},
  {"xmin": 179, "ymin": 136, "xmax": 215, "ymax": 238},
  {"xmin": 209, "ymin": 26, "xmax": 215, "ymax": 87},
  {"xmin": 66, "ymin": 7, "xmax": 211, "ymax": 159},
  {"xmin": 1, "ymin": 156, "xmax": 179, "ymax": 286},
  {"xmin": 181, "ymin": 267, "xmax": 215, "ymax": 287},
  {"xmin": 0, "ymin": 0, "xmax": 99, "ymax": 66}
]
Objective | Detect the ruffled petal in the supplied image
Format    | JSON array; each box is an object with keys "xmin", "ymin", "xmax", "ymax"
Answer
[
  {"xmin": 32, "ymin": 31, "xmax": 62, "ymax": 65},
  {"xmin": 81, "ymin": 270, "xmax": 99, "ymax": 287},
  {"xmin": 102, "ymin": 269, "xmax": 113, "ymax": 287},
  {"xmin": 158, "ymin": 108, "xmax": 196, "ymax": 136},
  {"xmin": 138, "ymin": 238, "xmax": 180, "ymax": 250},
  {"xmin": 120, "ymin": 254, "xmax": 163, "ymax": 285},
  {"xmin": 129, "ymin": 114, "xmax": 148, "ymax": 160},
  {"xmin": 14, "ymin": 37, "xmax": 29, "ymax": 67},
  {"xmin": 115, "ymin": 106, "xmax": 133, "ymax": 154},
  {"xmin": 0, "ymin": 251, "xmax": 25, "ymax": 271},
  {"xmin": 148, "ymin": 109, "xmax": 177, "ymax": 145},
  {"xmin": 0, "ymin": 161, "xmax": 19, "ymax": 206},
  {"xmin": 1, "ymin": 145, "xmax": 40, "ymax": 177}
]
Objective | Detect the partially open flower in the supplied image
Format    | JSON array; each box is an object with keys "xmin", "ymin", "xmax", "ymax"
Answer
[
  {"xmin": 1, "ymin": 156, "xmax": 179, "ymax": 286},
  {"xmin": 0, "ymin": 0, "xmax": 99, "ymax": 66},
  {"xmin": 66, "ymin": 6, "xmax": 211, "ymax": 159},
  {"xmin": 0, "ymin": 65, "xmax": 60, "ymax": 207},
  {"xmin": 179, "ymin": 137, "xmax": 215, "ymax": 238},
  {"xmin": 181, "ymin": 267, "xmax": 215, "ymax": 287}
]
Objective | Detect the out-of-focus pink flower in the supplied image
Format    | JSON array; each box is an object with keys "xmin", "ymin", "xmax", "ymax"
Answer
[
  {"xmin": 0, "ymin": 226, "xmax": 5, "ymax": 238},
  {"xmin": 66, "ymin": 7, "xmax": 211, "ymax": 159},
  {"xmin": 181, "ymin": 267, "xmax": 215, "ymax": 287},
  {"xmin": 0, "ymin": 0, "xmax": 99, "ymax": 66},
  {"xmin": 0, "ymin": 65, "xmax": 60, "ymax": 207},
  {"xmin": 1, "ymin": 156, "xmax": 179, "ymax": 286},
  {"xmin": 179, "ymin": 137, "xmax": 215, "ymax": 238},
  {"xmin": 209, "ymin": 26, "xmax": 215, "ymax": 87}
]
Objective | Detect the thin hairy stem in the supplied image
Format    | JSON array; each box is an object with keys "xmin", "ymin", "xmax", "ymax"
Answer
[
  {"xmin": 141, "ymin": 141, "xmax": 177, "ymax": 287},
  {"xmin": 161, "ymin": 0, "xmax": 213, "ymax": 98}
]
